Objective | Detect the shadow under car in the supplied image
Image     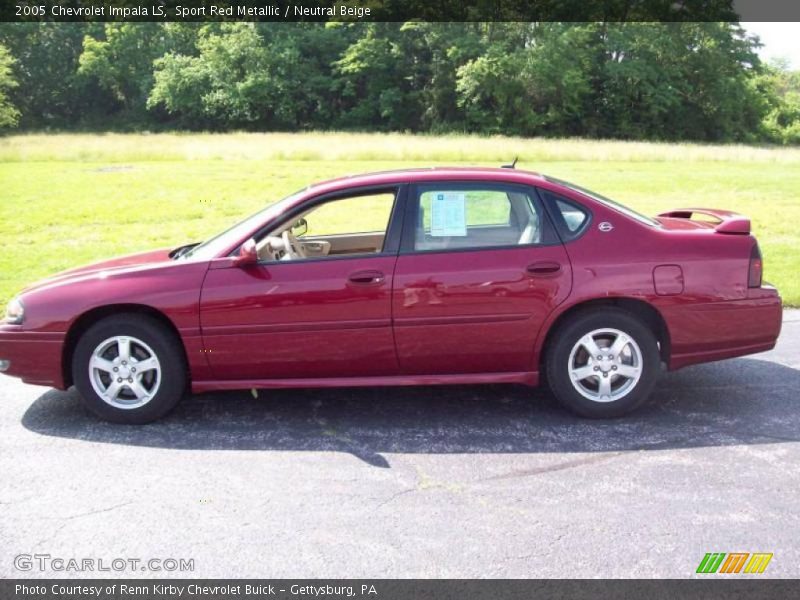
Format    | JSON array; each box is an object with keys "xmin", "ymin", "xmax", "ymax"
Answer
[{"xmin": 21, "ymin": 357, "xmax": 800, "ymax": 468}]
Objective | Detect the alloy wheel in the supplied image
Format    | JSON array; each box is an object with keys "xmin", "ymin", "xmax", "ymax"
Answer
[{"xmin": 567, "ymin": 328, "xmax": 643, "ymax": 403}]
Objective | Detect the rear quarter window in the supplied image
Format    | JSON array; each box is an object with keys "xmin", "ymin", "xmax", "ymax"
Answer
[{"xmin": 539, "ymin": 189, "xmax": 590, "ymax": 241}]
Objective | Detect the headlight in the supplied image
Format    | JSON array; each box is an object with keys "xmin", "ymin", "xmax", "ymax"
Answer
[{"xmin": 5, "ymin": 297, "xmax": 24, "ymax": 324}]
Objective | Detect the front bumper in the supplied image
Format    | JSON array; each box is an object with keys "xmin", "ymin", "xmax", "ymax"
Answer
[
  {"xmin": 0, "ymin": 325, "xmax": 66, "ymax": 388},
  {"xmin": 664, "ymin": 286, "xmax": 783, "ymax": 370}
]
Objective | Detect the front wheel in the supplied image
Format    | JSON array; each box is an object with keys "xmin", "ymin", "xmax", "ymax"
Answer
[
  {"xmin": 72, "ymin": 315, "xmax": 187, "ymax": 424},
  {"xmin": 545, "ymin": 308, "xmax": 661, "ymax": 418}
]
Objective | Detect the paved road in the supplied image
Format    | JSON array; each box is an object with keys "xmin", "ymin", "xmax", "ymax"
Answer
[{"xmin": 1, "ymin": 311, "xmax": 799, "ymax": 579}]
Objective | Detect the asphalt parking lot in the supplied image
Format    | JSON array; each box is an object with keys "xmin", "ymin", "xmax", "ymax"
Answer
[{"xmin": 1, "ymin": 310, "xmax": 799, "ymax": 579}]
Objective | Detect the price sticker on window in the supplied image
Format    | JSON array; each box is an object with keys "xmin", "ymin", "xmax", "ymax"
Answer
[{"xmin": 430, "ymin": 192, "xmax": 467, "ymax": 236}]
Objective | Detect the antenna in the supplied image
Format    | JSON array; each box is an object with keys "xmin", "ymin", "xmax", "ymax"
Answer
[{"xmin": 501, "ymin": 157, "xmax": 518, "ymax": 169}]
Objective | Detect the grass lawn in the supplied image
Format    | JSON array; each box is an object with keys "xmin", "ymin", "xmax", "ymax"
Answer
[{"xmin": 1, "ymin": 132, "xmax": 798, "ymax": 307}]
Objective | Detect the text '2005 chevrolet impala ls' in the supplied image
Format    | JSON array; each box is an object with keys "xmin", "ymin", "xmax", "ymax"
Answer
[{"xmin": 0, "ymin": 167, "xmax": 782, "ymax": 423}]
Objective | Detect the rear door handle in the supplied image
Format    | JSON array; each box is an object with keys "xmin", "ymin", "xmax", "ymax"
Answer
[
  {"xmin": 526, "ymin": 261, "xmax": 562, "ymax": 276},
  {"xmin": 348, "ymin": 270, "xmax": 386, "ymax": 285}
]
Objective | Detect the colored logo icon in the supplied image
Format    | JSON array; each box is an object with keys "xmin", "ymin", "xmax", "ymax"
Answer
[{"xmin": 696, "ymin": 552, "xmax": 773, "ymax": 574}]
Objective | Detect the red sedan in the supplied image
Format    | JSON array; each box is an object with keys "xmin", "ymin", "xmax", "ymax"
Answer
[{"xmin": 0, "ymin": 168, "xmax": 782, "ymax": 423}]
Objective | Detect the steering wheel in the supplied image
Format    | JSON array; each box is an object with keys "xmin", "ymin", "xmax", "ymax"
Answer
[{"xmin": 282, "ymin": 230, "xmax": 307, "ymax": 260}]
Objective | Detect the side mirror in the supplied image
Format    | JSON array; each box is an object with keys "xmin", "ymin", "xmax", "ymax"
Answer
[
  {"xmin": 291, "ymin": 217, "xmax": 308, "ymax": 237},
  {"xmin": 233, "ymin": 238, "xmax": 258, "ymax": 267}
]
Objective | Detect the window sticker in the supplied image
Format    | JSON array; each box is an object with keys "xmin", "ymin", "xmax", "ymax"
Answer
[{"xmin": 430, "ymin": 192, "xmax": 467, "ymax": 236}]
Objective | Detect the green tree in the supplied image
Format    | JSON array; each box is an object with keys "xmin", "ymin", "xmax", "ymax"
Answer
[
  {"xmin": 456, "ymin": 24, "xmax": 593, "ymax": 136},
  {"xmin": 596, "ymin": 23, "xmax": 765, "ymax": 142},
  {"xmin": 398, "ymin": 22, "xmax": 485, "ymax": 131},
  {"xmin": 149, "ymin": 24, "xmax": 267, "ymax": 127},
  {"xmin": 78, "ymin": 23, "xmax": 195, "ymax": 116},
  {"xmin": 757, "ymin": 60, "xmax": 800, "ymax": 144},
  {"xmin": 0, "ymin": 23, "xmax": 92, "ymax": 128},
  {"xmin": 253, "ymin": 23, "xmax": 354, "ymax": 129},
  {"xmin": 334, "ymin": 23, "xmax": 420, "ymax": 130},
  {"xmin": 455, "ymin": 22, "xmax": 768, "ymax": 142},
  {"xmin": 148, "ymin": 23, "xmax": 348, "ymax": 129},
  {"xmin": 334, "ymin": 22, "xmax": 488, "ymax": 132},
  {"xmin": 0, "ymin": 44, "xmax": 19, "ymax": 128}
]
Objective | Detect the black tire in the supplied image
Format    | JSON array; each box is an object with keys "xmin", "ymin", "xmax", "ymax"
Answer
[
  {"xmin": 545, "ymin": 308, "xmax": 660, "ymax": 418},
  {"xmin": 72, "ymin": 314, "xmax": 187, "ymax": 424}
]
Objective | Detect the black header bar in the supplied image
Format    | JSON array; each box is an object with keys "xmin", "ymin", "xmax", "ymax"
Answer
[{"xmin": 2, "ymin": 1, "xmax": 800, "ymax": 23}]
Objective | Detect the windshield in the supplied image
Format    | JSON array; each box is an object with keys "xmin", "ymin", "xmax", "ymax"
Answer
[
  {"xmin": 182, "ymin": 188, "xmax": 307, "ymax": 260},
  {"xmin": 545, "ymin": 176, "xmax": 660, "ymax": 227}
]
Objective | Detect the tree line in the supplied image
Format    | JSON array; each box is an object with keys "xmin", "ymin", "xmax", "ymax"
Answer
[{"xmin": 0, "ymin": 22, "xmax": 798, "ymax": 144}]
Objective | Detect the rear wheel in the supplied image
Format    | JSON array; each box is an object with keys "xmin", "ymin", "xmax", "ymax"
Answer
[
  {"xmin": 545, "ymin": 308, "xmax": 660, "ymax": 418},
  {"xmin": 72, "ymin": 315, "xmax": 186, "ymax": 424}
]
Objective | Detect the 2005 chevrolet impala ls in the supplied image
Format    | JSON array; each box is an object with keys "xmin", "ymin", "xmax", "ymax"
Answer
[{"xmin": 0, "ymin": 168, "xmax": 782, "ymax": 423}]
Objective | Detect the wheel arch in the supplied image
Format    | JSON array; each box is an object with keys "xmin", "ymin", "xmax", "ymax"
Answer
[
  {"xmin": 62, "ymin": 304, "xmax": 188, "ymax": 389},
  {"xmin": 538, "ymin": 297, "xmax": 671, "ymax": 374}
]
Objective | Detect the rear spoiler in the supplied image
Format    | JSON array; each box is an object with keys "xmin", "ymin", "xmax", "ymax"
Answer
[{"xmin": 657, "ymin": 208, "xmax": 751, "ymax": 234}]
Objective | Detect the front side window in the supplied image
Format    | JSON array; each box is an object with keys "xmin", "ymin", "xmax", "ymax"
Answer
[
  {"xmin": 301, "ymin": 192, "xmax": 395, "ymax": 237},
  {"xmin": 256, "ymin": 190, "xmax": 397, "ymax": 261},
  {"xmin": 412, "ymin": 185, "xmax": 548, "ymax": 252}
]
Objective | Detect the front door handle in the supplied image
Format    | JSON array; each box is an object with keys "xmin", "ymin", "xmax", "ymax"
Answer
[
  {"xmin": 526, "ymin": 261, "xmax": 562, "ymax": 276},
  {"xmin": 348, "ymin": 270, "xmax": 386, "ymax": 285}
]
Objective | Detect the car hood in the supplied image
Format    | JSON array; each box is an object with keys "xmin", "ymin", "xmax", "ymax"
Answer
[{"xmin": 21, "ymin": 248, "xmax": 174, "ymax": 294}]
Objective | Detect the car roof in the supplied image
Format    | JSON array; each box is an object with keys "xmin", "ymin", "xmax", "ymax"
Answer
[{"xmin": 302, "ymin": 167, "xmax": 548, "ymax": 196}]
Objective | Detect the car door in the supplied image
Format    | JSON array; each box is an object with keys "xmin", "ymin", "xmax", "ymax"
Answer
[
  {"xmin": 199, "ymin": 185, "xmax": 405, "ymax": 381},
  {"xmin": 392, "ymin": 181, "xmax": 572, "ymax": 375}
]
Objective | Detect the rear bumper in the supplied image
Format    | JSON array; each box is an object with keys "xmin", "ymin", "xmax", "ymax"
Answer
[
  {"xmin": 664, "ymin": 286, "xmax": 782, "ymax": 370},
  {"xmin": 0, "ymin": 326, "xmax": 66, "ymax": 388}
]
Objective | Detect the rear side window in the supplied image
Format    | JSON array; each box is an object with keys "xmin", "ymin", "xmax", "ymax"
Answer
[
  {"xmin": 419, "ymin": 189, "xmax": 511, "ymax": 231},
  {"xmin": 410, "ymin": 184, "xmax": 553, "ymax": 252},
  {"xmin": 539, "ymin": 189, "xmax": 590, "ymax": 241}
]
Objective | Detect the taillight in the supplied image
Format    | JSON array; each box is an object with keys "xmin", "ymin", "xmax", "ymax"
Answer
[{"xmin": 748, "ymin": 243, "xmax": 763, "ymax": 288}]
